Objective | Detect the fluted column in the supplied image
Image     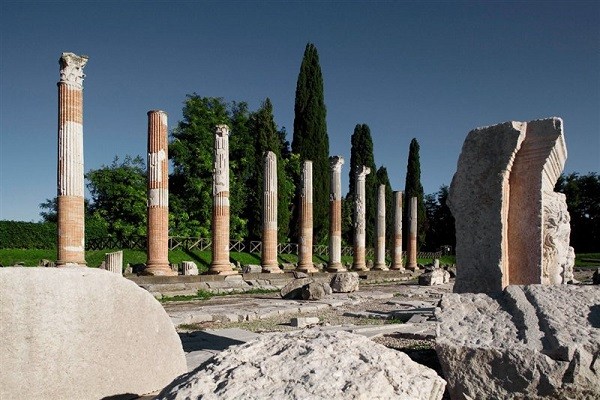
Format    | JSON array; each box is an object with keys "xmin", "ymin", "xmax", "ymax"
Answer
[
  {"xmin": 296, "ymin": 160, "xmax": 317, "ymax": 273},
  {"xmin": 261, "ymin": 151, "xmax": 281, "ymax": 273},
  {"xmin": 209, "ymin": 125, "xmax": 237, "ymax": 275},
  {"xmin": 406, "ymin": 196, "xmax": 418, "ymax": 271},
  {"xmin": 373, "ymin": 184, "xmax": 388, "ymax": 270},
  {"xmin": 144, "ymin": 110, "xmax": 175, "ymax": 276},
  {"xmin": 327, "ymin": 156, "xmax": 346, "ymax": 272},
  {"xmin": 104, "ymin": 251, "xmax": 123, "ymax": 275},
  {"xmin": 352, "ymin": 166, "xmax": 371, "ymax": 271},
  {"xmin": 56, "ymin": 52, "xmax": 88, "ymax": 267},
  {"xmin": 390, "ymin": 191, "xmax": 404, "ymax": 270}
]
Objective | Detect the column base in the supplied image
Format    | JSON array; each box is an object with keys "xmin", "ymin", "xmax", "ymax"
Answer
[
  {"xmin": 372, "ymin": 263, "xmax": 389, "ymax": 271},
  {"xmin": 143, "ymin": 265, "xmax": 178, "ymax": 276},
  {"xmin": 389, "ymin": 264, "xmax": 405, "ymax": 271},
  {"xmin": 326, "ymin": 263, "xmax": 347, "ymax": 273},
  {"xmin": 56, "ymin": 261, "xmax": 87, "ymax": 267},
  {"xmin": 261, "ymin": 265, "xmax": 283, "ymax": 273},
  {"xmin": 208, "ymin": 263, "xmax": 239, "ymax": 275},
  {"xmin": 406, "ymin": 263, "xmax": 418, "ymax": 271},
  {"xmin": 352, "ymin": 264, "xmax": 369, "ymax": 271},
  {"xmin": 296, "ymin": 264, "xmax": 318, "ymax": 273}
]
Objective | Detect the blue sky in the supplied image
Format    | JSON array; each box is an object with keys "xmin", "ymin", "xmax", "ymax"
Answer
[{"xmin": 1, "ymin": 1, "xmax": 598, "ymax": 222}]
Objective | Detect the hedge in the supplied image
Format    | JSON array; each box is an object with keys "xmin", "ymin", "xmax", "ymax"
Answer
[{"xmin": 0, "ymin": 220, "xmax": 108, "ymax": 249}]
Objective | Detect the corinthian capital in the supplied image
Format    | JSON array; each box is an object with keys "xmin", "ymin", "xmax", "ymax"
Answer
[{"xmin": 59, "ymin": 52, "xmax": 88, "ymax": 88}]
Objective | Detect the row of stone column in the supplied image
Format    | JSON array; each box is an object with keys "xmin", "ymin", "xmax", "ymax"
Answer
[{"xmin": 55, "ymin": 51, "xmax": 419, "ymax": 275}]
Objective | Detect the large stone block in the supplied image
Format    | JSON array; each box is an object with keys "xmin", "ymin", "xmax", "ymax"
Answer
[
  {"xmin": 436, "ymin": 285, "xmax": 600, "ymax": 399},
  {"xmin": 0, "ymin": 267, "xmax": 187, "ymax": 399},
  {"xmin": 448, "ymin": 117, "xmax": 573, "ymax": 294},
  {"xmin": 156, "ymin": 330, "xmax": 446, "ymax": 399}
]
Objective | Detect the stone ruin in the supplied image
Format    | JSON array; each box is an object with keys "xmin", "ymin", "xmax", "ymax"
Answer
[{"xmin": 448, "ymin": 117, "xmax": 574, "ymax": 294}]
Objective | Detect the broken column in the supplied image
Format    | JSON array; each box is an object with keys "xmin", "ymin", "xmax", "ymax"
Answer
[
  {"xmin": 56, "ymin": 52, "xmax": 88, "ymax": 267},
  {"xmin": 352, "ymin": 166, "xmax": 370, "ymax": 271},
  {"xmin": 261, "ymin": 151, "xmax": 281, "ymax": 273},
  {"xmin": 104, "ymin": 251, "xmax": 123, "ymax": 275},
  {"xmin": 145, "ymin": 110, "xmax": 175, "ymax": 276},
  {"xmin": 209, "ymin": 125, "xmax": 237, "ymax": 275},
  {"xmin": 406, "ymin": 196, "xmax": 418, "ymax": 271},
  {"xmin": 327, "ymin": 156, "xmax": 346, "ymax": 272},
  {"xmin": 448, "ymin": 117, "xmax": 572, "ymax": 294},
  {"xmin": 373, "ymin": 184, "xmax": 388, "ymax": 270},
  {"xmin": 182, "ymin": 261, "xmax": 198, "ymax": 276},
  {"xmin": 297, "ymin": 160, "xmax": 317, "ymax": 273},
  {"xmin": 390, "ymin": 191, "xmax": 404, "ymax": 270}
]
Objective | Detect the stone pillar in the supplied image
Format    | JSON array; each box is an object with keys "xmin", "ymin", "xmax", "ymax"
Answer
[
  {"xmin": 182, "ymin": 261, "xmax": 199, "ymax": 276},
  {"xmin": 327, "ymin": 156, "xmax": 346, "ymax": 272},
  {"xmin": 145, "ymin": 110, "xmax": 175, "ymax": 276},
  {"xmin": 261, "ymin": 151, "xmax": 281, "ymax": 273},
  {"xmin": 373, "ymin": 184, "xmax": 388, "ymax": 270},
  {"xmin": 406, "ymin": 196, "xmax": 418, "ymax": 271},
  {"xmin": 104, "ymin": 251, "xmax": 123, "ymax": 275},
  {"xmin": 56, "ymin": 52, "xmax": 88, "ymax": 267},
  {"xmin": 352, "ymin": 166, "xmax": 371, "ymax": 271},
  {"xmin": 390, "ymin": 191, "xmax": 404, "ymax": 270},
  {"xmin": 209, "ymin": 125, "xmax": 237, "ymax": 275},
  {"xmin": 297, "ymin": 160, "xmax": 317, "ymax": 273}
]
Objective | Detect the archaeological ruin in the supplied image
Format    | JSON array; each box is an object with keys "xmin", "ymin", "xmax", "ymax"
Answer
[
  {"xmin": 390, "ymin": 191, "xmax": 404, "ymax": 270},
  {"xmin": 297, "ymin": 160, "xmax": 317, "ymax": 273},
  {"xmin": 352, "ymin": 165, "xmax": 371, "ymax": 271},
  {"xmin": 261, "ymin": 151, "xmax": 281, "ymax": 273},
  {"xmin": 327, "ymin": 156, "xmax": 346, "ymax": 272}
]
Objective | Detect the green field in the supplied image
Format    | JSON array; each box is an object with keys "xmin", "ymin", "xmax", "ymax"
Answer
[{"xmin": 0, "ymin": 248, "xmax": 459, "ymax": 273}]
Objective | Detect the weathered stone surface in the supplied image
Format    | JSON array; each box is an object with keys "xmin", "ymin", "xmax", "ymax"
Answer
[
  {"xmin": 448, "ymin": 118, "xmax": 572, "ymax": 294},
  {"xmin": 302, "ymin": 282, "xmax": 332, "ymax": 300},
  {"xmin": 418, "ymin": 269, "xmax": 449, "ymax": 286},
  {"xmin": 291, "ymin": 316, "xmax": 320, "ymax": 328},
  {"xmin": 242, "ymin": 264, "xmax": 262, "ymax": 274},
  {"xmin": 352, "ymin": 165, "xmax": 370, "ymax": 271},
  {"xmin": 280, "ymin": 277, "xmax": 313, "ymax": 299},
  {"xmin": 436, "ymin": 285, "xmax": 600, "ymax": 399},
  {"xmin": 156, "ymin": 330, "xmax": 446, "ymax": 400},
  {"xmin": 330, "ymin": 272, "xmax": 360, "ymax": 293},
  {"xmin": 0, "ymin": 267, "xmax": 187, "ymax": 399},
  {"xmin": 182, "ymin": 261, "xmax": 199, "ymax": 276}
]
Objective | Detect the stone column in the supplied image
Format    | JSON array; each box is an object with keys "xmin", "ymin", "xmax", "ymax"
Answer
[
  {"xmin": 104, "ymin": 251, "xmax": 123, "ymax": 275},
  {"xmin": 373, "ymin": 184, "xmax": 388, "ymax": 270},
  {"xmin": 209, "ymin": 125, "xmax": 237, "ymax": 275},
  {"xmin": 406, "ymin": 196, "xmax": 418, "ymax": 271},
  {"xmin": 327, "ymin": 156, "xmax": 346, "ymax": 272},
  {"xmin": 297, "ymin": 160, "xmax": 317, "ymax": 273},
  {"xmin": 182, "ymin": 261, "xmax": 199, "ymax": 276},
  {"xmin": 145, "ymin": 110, "xmax": 175, "ymax": 276},
  {"xmin": 56, "ymin": 52, "xmax": 88, "ymax": 267},
  {"xmin": 261, "ymin": 151, "xmax": 281, "ymax": 273},
  {"xmin": 390, "ymin": 191, "xmax": 404, "ymax": 270},
  {"xmin": 352, "ymin": 166, "xmax": 371, "ymax": 271}
]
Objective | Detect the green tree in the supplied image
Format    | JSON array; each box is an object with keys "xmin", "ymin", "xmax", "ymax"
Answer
[
  {"xmin": 86, "ymin": 155, "xmax": 147, "ymax": 240},
  {"xmin": 292, "ymin": 43, "xmax": 330, "ymax": 243},
  {"xmin": 346, "ymin": 124, "xmax": 377, "ymax": 246},
  {"xmin": 403, "ymin": 138, "xmax": 426, "ymax": 250},
  {"xmin": 555, "ymin": 172, "xmax": 600, "ymax": 252},
  {"xmin": 247, "ymin": 98, "xmax": 295, "ymax": 241},
  {"xmin": 376, "ymin": 166, "xmax": 394, "ymax": 254},
  {"xmin": 424, "ymin": 185, "xmax": 455, "ymax": 252}
]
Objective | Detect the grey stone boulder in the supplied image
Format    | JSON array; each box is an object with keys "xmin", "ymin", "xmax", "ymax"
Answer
[
  {"xmin": 302, "ymin": 281, "xmax": 332, "ymax": 300},
  {"xmin": 418, "ymin": 268, "xmax": 450, "ymax": 286},
  {"xmin": 330, "ymin": 272, "xmax": 360, "ymax": 293},
  {"xmin": 156, "ymin": 330, "xmax": 446, "ymax": 400},
  {"xmin": 242, "ymin": 264, "xmax": 262, "ymax": 274},
  {"xmin": 436, "ymin": 285, "xmax": 600, "ymax": 400},
  {"xmin": 280, "ymin": 277, "xmax": 313, "ymax": 299},
  {"xmin": 0, "ymin": 267, "xmax": 187, "ymax": 400}
]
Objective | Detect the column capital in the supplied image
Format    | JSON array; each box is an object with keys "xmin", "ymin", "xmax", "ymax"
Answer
[
  {"xmin": 59, "ymin": 52, "xmax": 88, "ymax": 89},
  {"xmin": 330, "ymin": 155, "xmax": 344, "ymax": 171},
  {"xmin": 355, "ymin": 165, "xmax": 371, "ymax": 180},
  {"xmin": 215, "ymin": 124, "xmax": 230, "ymax": 137}
]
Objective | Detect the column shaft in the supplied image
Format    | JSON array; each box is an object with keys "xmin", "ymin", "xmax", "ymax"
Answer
[
  {"xmin": 297, "ymin": 161, "xmax": 317, "ymax": 273},
  {"xmin": 56, "ymin": 52, "xmax": 88, "ymax": 266},
  {"xmin": 406, "ymin": 196, "xmax": 418, "ymax": 270},
  {"xmin": 327, "ymin": 156, "xmax": 346, "ymax": 272},
  {"xmin": 352, "ymin": 166, "xmax": 371, "ymax": 271},
  {"xmin": 373, "ymin": 184, "xmax": 388, "ymax": 270},
  {"xmin": 261, "ymin": 151, "xmax": 281, "ymax": 273},
  {"xmin": 145, "ymin": 110, "xmax": 175, "ymax": 276},
  {"xmin": 390, "ymin": 191, "xmax": 404, "ymax": 270}
]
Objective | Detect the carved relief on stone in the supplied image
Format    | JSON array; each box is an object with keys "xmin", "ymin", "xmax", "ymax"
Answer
[
  {"xmin": 542, "ymin": 191, "xmax": 574, "ymax": 284},
  {"xmin": 59, "ymin": 52, "xmax": 88, "ymax": 88}
]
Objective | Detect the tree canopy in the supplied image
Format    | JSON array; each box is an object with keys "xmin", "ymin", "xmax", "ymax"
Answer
[{"xmin": 403, "ymin": 138, "xmax": 426, "ymax": 250}]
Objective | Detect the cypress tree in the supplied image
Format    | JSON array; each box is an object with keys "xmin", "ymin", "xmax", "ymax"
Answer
[
  {"xmin": 403, "ymin": 138, "xmax": 426, "ymax": 250},
  {"xmin": 292, "ymin": 43, "xmax": 330, "ymax": 243},
  {"xmin": 346, "ymin": 124, "xmax": 377, "ymax": 247}
]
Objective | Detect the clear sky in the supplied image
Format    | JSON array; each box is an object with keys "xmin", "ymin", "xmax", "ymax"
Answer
[{"xmin": 1, "ymin": 1, "xmax": 598, "ymax": 222}]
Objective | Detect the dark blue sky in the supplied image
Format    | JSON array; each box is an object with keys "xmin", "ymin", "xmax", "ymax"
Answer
[{"xmin": 1, "ymin": 1, "xmax": 598, "ymax": 221}]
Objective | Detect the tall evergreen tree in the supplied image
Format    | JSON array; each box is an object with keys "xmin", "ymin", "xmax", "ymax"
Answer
[
  {"xmin": 247, "ymin": 98, "xmax": 294, "ymax": 242},
  {"xmin": 403, "ymin": 138, "xmax": 426, "ymax": 250},
  {"xmin": 376, "ymin": 166, "xmax": 394, "ymax": 256},
  {"xmin": 291, "ymin": 43, "xmax": 330, "ymax": 243},
  {"xmin": 346, "ymin": 124, "xmax": 377, "ymax": 246}
]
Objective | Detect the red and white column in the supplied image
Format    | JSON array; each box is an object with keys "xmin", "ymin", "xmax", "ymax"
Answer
[
  {"xmin": 56, "ymin": 52, "xmax": 88, "ymax": 267},
  {"xmin": 261, "ymin": 151, "xmax": 281, "ymax": 273},
  {"xmin": 390, "ymin": 191, "xmax": 404, "ymax": 270},
  {"xmin": 296, "ymin": 160, "xmax": 317, "ymax": 273},
  {"xmin": 373, "ymin": 184, "xmax": 388, "ymax": 270},
  {"xmin": 327, "ymin": 156, "xmax": 346, "ymax": 272},
  {"xmin": 352, "ymin": 166, "xmax": 371, "ymax": 271},
  {"xmin": 406, "ymin": 196, "xmax": 418, "ymax": 271}
]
